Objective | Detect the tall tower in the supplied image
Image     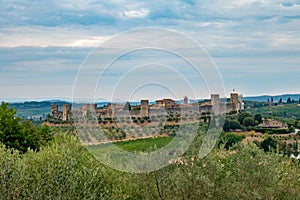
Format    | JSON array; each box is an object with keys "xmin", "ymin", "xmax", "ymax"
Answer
[
  {"xmin": 82, "ymin": 104, "xmax": 97, "ymax": 118},
  {"xmin": 90, "ymin": 104, "xmax": 97, "ymax": 112},
  {"xmin": 108, "ymin": 104, "xmax": 115, "ymax": 118},
  {"xmin": 211, "ymin": 94, "xmax": 220, "ymax": 114},
  {"xmin": 82, "ymin": 104, "xmax": 89, "ymax": 117},
  {"xmin": 230, "ymin": 93, "xmax": 239, "ymax": 112},
  {"xmin": 184, "ymin": 96, "xmax": 188, "ymax": 105},
  {"xmin": 211, "ymin": 94, "xmax": 220, "ymax": 106},
  {"xmin": 140, "ymin": 99, "xmax": 149, "ymax": 117},
  {"xmin": 62, "ymin": 104, "xmax": 72, "ymax": 121},
  {"xmin": 51, "ymin": 104, "xmax": 59, "ymax": 117}
]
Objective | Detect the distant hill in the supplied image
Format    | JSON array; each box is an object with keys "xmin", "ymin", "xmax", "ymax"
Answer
[{"xmin": 243, "ymin": 94, "xmax": 300, "ymax": 103}]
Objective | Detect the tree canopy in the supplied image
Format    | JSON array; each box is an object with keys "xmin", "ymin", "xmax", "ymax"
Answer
[
  {"xmin": 0, "ymin": 102, "xmax": 52, "ymax": 153},
  {"xmin": 261, "ymin": 137, "xmax": 278, "ymax": 152},
  {"xmin": 254, "ymin": 113, "xmax": 263, "ymax": 124},
  {"xmin": 238, "ymin": 112, "xmax": 253, "ymax": 125},
  {"xmin": 223, "ymin": 120, "xmax": 241, "ymax": 132},
  {"xmin": 243, "ymin": 117, "xmax": 256, "ymax": 127},
  {"xmin": 123, "ymin": 101, "xmax": 131, "ymax": 111}
]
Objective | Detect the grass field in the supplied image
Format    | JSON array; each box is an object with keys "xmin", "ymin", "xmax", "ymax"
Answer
[
  {"xmin": 114, "ymin": 136, "xmax": 173, "ymax": 152},
  {"xmin": 87, "ymin": 136, "xmax": 173, "ymax": 154}
]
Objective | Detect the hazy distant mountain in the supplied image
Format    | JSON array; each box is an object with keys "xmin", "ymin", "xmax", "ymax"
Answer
[{"xmin": 243, "ymin": 94, "xmax": 300, "ymax": 103}]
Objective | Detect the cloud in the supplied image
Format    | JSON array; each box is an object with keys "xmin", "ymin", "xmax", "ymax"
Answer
[
  {"xmin": 122, "ymin": 9, "xmax": 149, "ymax": 18},
  {"xmin": 1, "ymin": 0, "xmax": 300, "ymax": 99},
  {"xmin": 1, "ymin": 0, "xmax": 300, "ymax": 50},
  {"xmin": 0, "ymin": 26, "xmax": 110, "ymax": 47}
]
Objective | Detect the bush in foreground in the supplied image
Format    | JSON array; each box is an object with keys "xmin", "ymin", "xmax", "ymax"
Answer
[
  {"xmin": 0, "ymin": 134, "xmax": 112, "ymax": 200},
  {"xmin": 0, "ymin": 132, "xmax": 299, "ymax": 199}
]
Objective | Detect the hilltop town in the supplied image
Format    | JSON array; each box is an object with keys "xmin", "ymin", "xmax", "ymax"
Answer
[{"xmin": 49, "ymin": 92, "xmax": 244, "ymax": 123}]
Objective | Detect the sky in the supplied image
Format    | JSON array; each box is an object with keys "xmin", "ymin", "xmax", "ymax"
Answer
[{"xmin": 1, "ymin": 0, "xmax": 300, "ymax": 101}]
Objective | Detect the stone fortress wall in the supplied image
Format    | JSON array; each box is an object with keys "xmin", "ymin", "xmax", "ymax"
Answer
[{"xmin": 51, "ymin": 93, "xmax": 244, "ymax": 121}]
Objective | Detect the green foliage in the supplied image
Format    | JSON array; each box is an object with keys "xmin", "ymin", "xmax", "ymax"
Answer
[
  {"xmin": 261, "ymin": 137, "xmax": 278, "ymax": 152},
  {"xmin": 121, "ymin": 144, "xmax": 300, "ymax": 200},
  {"xmin": 219, "ymin": 133, "xmax": 246, "ymax": 150},
  {"xmin": 243, "ymin": 100, "xmax": 265, "ymax": 108},
  {"xmin": 254, "ymin": 113, "xmax": 263, "ymax": 124},
  {"xmin": 123, "ymin": 102, "xmax": 131, "ymax": 111},
  {"xmin": 0, "ymin": 102, "xmax": 53, "ymax": 153},
  {"xmin": 223, "ymin": 120, "xmax": 241, "ymax": 132},
  {"xmin": 167, "ymin": 117, "xmax": 173, "ymax": 122},
  {"xmin": 0, "ymin": 134, "xmax": 112, "ymax": 199},
  {"xmin": 247, "ymin": 103, "xmax": 300, "ymax": 119},
  {"xmin": 243, "ymin": 117, "xmax": 256, "ymax": 127},
  {"xmin": 238, "ymin": 112, "xmax": 253, "ymax": 125},
  {"xmin": 252, "ymin": 127, "xmax": 292, "ymax": 134},
  {"xmin": 0, "ymin": 130, "xmax": 300, "ymax": 199}
]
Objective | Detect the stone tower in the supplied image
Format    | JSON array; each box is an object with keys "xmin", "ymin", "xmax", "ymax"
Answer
[
  {"xmin": 211, "ymin": 94, "xmax": 220, "ymax": 114},
  {"xmin": 230, "ymin": 93, "xmax": 239, "ymax": 112},
  {"xmin": 90, "ymin": 104, "xmax": 97, "ymax": 112},
  {"xmin": 62, "ymin": 104, "xmax": 72, "ymax": 121},
  {"xmin": 108, "ymin": 104, "xmax": 115, "ymax": 118},
  {"xmin": 184, "ymin": 96, "xmax": 188, "ymax": 105},
  {"xmin": 82, "ymin": 103, "xmax": 97, "ymax": 118},
  {"xmin": 82, "ymin": 104, "xmax": 89, "ymax": 117},
  {"xmin": 140, "ymin": 99, "xmax": 149, "ymax": 117},
  {"xmin": 51, "ymin": 104, "xmax": 59, "ymax": 117},
  {"xmin": 211, "ymin": 94, "xmax": 220, "ymax": 106}
]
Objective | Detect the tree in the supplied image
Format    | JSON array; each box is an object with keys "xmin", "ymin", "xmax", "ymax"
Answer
[
  {"xmin": 123, "ymin": 101, "xmax": 131, "ymax": 110},
  {"xmin": 243, "ymin": 117, "xmax": 256, "ymax": 127},
  {"xmin": 219, "ymin": 133, "xmax": 245, "ymax": 150},
  {"xmin": 295, "ymin": 120, "xmax": 300, "ymax": 128},
  {"xmin": 292, "ymin": 142, "xmax": 298, "ymax": 157},
  {"xmin": 279, "ymin": 98, "xmax": 283, "ymax": 104},
  {"xmin": 0, "ymin": 102, "xmax": 52, "ymax": 153},
  {"xmin": 0, "ymin": 102, "xmax": 22, "ymax": 151},
  {"xmin": 271, "ymin": 97, "xmax": 274, "ymax": 102},
  {"xmin": 287, "ymin": 97, "xmax": 292, "ymax": 104},
  {"xmin": 223, "ymin": 120, "xmax": 241, "ymax": 132},
  {"xmin": 238, "ymin": 112, "xmax": 253, "ymax": 125},
  {"xmin": 261, "ymin": 137, "xmax": 277, "ymax": 152},
  {"xmin": 254, "ymin": 113, "xmax": 263, "ymax": 124}
]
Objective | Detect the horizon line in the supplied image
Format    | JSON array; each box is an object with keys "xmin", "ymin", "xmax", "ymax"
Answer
[{"xmin": 2, "ymin": 92, "xmax": 300, "ymax": 103}]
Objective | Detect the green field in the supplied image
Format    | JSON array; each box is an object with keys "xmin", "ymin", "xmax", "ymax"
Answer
[
  {"xmin": 115, "ymin": 136, "xmax": 173, "ymax": 152},
  {"xmin": 88, "ymin": 136, "xmax": 173, "ymax": 154}
]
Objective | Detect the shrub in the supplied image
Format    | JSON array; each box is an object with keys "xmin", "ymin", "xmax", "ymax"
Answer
[
  {"xmin": 0, "ymin": 134, "xmax": 112, "ymax": 199},
  {"xmin": 261, "ymin": 137, "xmax": 278, "ymax": 152},
  {"xmin": 219, "ymin": 133, "xmax": 246, "ymax": 150}
]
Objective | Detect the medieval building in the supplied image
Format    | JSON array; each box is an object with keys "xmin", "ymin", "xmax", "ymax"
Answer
[
  {"xmin": 51, "ymin": 104, "xmax": 72, "ymax": 121},
  {"xmin": 51, "ymin": 93, "xmax": 244, "ymax": 121}
]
